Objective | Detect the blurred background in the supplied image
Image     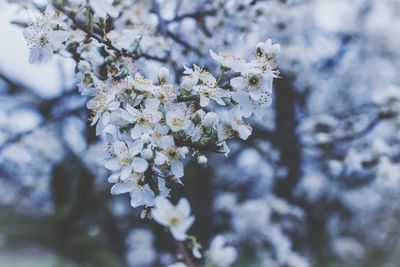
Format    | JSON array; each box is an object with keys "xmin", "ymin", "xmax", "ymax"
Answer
[{"xmin": 1, "ymin": 0, "xmax": 400, "ymax": 266}]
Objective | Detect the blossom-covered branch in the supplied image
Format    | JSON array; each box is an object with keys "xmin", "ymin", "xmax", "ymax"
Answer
[{"xmin": 16, "ymin": 0, "xmax": 280, "ymax": 265}]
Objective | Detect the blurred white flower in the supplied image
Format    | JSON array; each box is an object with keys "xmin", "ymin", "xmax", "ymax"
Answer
[
  {"xmin": 376, "ymin": 156, "xmax": 400, "ymax": 184},
  {"xmin": 152, "ymin": 197, "xmax": 195, "ymax": 241},
  {"xmin": 207, "ymin": 235, "xmax": 237, "ymax": 267},
  {"xmin": 167, "ymin": 263, "xmax": 187, "ymax": 267},
  {"xmin": 126, "ymin": 229, "xmax": 157, "ymax": 267}
]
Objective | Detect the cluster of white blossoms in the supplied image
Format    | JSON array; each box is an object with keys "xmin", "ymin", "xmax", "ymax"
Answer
[
  {"xmin": 82, "ymin": 41, "xmax": 280, "ymax": 211},
  {"xmin": 19, "ymin": 2, "xmax": 279, "ymax": 262},
  {"xmin": 23, "ymin": 6, "xmax": 69, "ymax": 64}
]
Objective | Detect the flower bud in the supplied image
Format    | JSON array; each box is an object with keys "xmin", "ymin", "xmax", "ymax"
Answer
[
  {"xmin": 141, "ymin": 134, "xmax": 151, "ymax": 144},
  {"xmin": 202, "ymin": 112, "xmax": 218, "ymax": 128},
  {"xmin": 182, "ymin": 76, "xmax": 196, "ymax": 89},
  {"xmin": 141, "ymin": 147, "xmax": 153, "ymax": 160},
  {"xmin": 78, "ymin": 61, "xmax": 91, "ymax": 72},
  {"xmin": 195, "ymin": 109, "xmax": 206, "ymax": 117},
  {"xmin": 193, "ymin": 109, "xmax": 206, "ymax": 123},
  {"xmin": 158, "ymin": 67, "xmax": 169, "ymax": 82},
  {"xmin": 180, "ymin": 146, "xmax": 189, "ymax": 155},
  {"xmin": 197, "ymin": 155, "xmax": 208, "ymax": 165}
]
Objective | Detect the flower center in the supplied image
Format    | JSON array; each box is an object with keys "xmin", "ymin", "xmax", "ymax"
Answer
[
  {"xmin": 202, "ymin": 90, "xmax": 211, "ymax": 98},
  {"xmin": 172, "ymin": 118, "xmax": 184, "ymax": 127},
  {"xmin": 39, "ymin": 35, "xmax": 48, "ymax": 46},
  {"xmin": 137, "ymin": 116, "xmax": 150, "ymax": 125},
  {"xmin": 235, "ymin": 118, "xmax": 244, "ymax": 125},
  {"xmin": 120, "ymin": 156, "xmax": 131, "ymax": 165},
  {"xmin": 247, "ymin": 74, "xmax": 261, "ymax": 88},
  {"xmin": 168, "ymin": 149, "xmax": 180, "ymax": 160},
  {"xmin": 170, "ymin": 216, "xmax": 181, "ymax": 225}
]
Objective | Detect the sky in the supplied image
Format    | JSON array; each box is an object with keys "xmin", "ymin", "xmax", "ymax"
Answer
[{"xmin": 0, "ymin": 3, "xmax": 75, "ymax": 98}]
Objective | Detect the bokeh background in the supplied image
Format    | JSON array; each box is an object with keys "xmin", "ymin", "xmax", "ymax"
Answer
[{"xmin": 1, "ymin": 0, "xmax": 400, "ymax": 266}]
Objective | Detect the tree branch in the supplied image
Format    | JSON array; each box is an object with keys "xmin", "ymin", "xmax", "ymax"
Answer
[
  {"xmin": 54, "ymin": 5, "xmax": 168, "ymax": 63},
  {"xmin": 334, "ymin": 112, "xmax": 396, "ymax": 143},
  {"xmin": 175, "ymin": 240, "xmax": 198, "ymax": 267}
]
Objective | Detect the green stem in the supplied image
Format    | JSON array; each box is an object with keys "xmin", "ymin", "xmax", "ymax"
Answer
[{"xmin": 216, "ymin": 67, "xmax": 226, "ymax": 85}]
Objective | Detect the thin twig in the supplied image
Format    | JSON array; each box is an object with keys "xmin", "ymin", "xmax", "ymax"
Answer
[
  {"xmin": 175, "ymin": 240, "xmax": 198, "ymax": 267},
  {"xmin": 54, "ymin": 5, "xmax": 168, "ymax": 62}
]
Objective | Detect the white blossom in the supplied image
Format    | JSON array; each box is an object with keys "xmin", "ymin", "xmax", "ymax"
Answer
[
  {"xmin": 23, "ymin": 18, "xmax": 68, "ymax": 64},
  {"xmin": 207, "ymin": 235, "xmax": 237, "ymax": 267},
  {"xmin": 122, "ymin": 98, "xmax": 162, "ymax": 139},
  {"xmin": 210, "ymin": 50, "xmax": 250, "ymax": 72},
  {"xmin": 256, "ymin": 39, "xmax": 281, "ymax": 58},
  {"xmin": 166, "ymin": 108, "xmax": 192, "ymax": 132},
  {"xmin": 152, "ymin": 197, "xmax": 195, "ymax": 241},
  {"xmin": 228, "ymin": 107, "xmax": 252, "ymax": 140},
  {"xmin": 105, "ymin": 140, "xmax": 148, "ymax": 180},
  {"xmin": 110, "ymin": 173, "xmax": 155, "ymax": 208}
]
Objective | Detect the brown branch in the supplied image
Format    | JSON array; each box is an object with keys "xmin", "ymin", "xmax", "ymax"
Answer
[
  {"xmin": 54, "ymin": 5, "xmax": 168, "ymax": 62},
  {"xmin": 334, "ymin": 111, "xmax": 396, "ymax": 143},
  {"xmin": 175, "ymin": 240, "xmax": 198, "ymax": 267}
]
